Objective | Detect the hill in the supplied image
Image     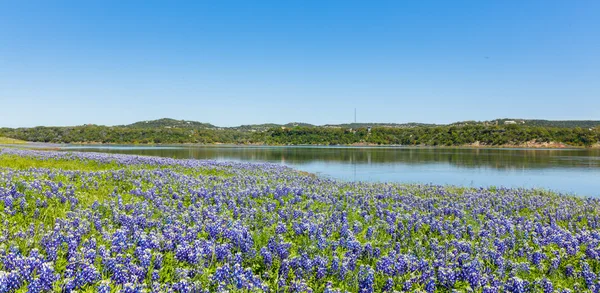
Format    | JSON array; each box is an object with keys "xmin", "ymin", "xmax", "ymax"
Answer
[
  {"xmin": 452, "ymin": 119, "xmax": 600, "ymax": 128},
  {"xmin": 231, "ymin": 122, "xmax": 315, "ymax": 132},
  {"xmin": 123, "ymin": 118, "xmax": 216, "ymax": 129},
  {"xmin": 121, "ymin": 118, "xmax": 435, "ymax": 131},
  {"xmin": 497, "ymin": 119, "xmax": 600, "ymax": 128},
  {"xmin": 324, "ymin": 122, "xmax": 437, "ymax": 129},
  {"xmin": 121, "ymin": 118, "xmax": 600, "ymax": 130}
]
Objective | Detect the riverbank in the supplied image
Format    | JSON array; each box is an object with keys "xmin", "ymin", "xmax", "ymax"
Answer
[
  {"xmin": 465, "ymin": 140, "xmax": 586, "ymax": 149},
  {"xmin": 17, "ymin": 140, "xmax": 600, "ymax": 149}
]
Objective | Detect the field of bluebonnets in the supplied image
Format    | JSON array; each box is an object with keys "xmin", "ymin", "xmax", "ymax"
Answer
[{"xmin": 1, "ymin": 148, "xmax": 600, "ymax": 293}]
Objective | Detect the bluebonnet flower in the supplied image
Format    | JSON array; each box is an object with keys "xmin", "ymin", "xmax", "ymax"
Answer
[
  {"xmin": 438, "ymin": 267, "xmax": 456, "ymax": 288},
  {"xmin": 313, "ymin": 256, "xmax": 327, "ymax": 280},
  {"xmin": 122, "ymin": 283, "xmax": 141, "ymax": 293},
  {"xmin": 541, "ymin": 278, "xmax": 553, "ymax": 293},
  {"xmin": 154, "ymin": 252, "xmax": 163, "ymax": 270},
  {"xmin": 358, "ymin": 265, "xmax": 374, "ymax": 293},
  {"xmin": 382, "ymin": 278, "xmax": 393, "ymax": 292},
  {"xmin": 152, "ymin": 270, "xmax": 160, "ymax": 281},
  {"xmin": 425, "ymin": 278, "xmax": 436, "ymax": 293},
  {"xmin": 173, "ymin": 278, "xmax": 193, "ymax": 293},
  {"xmin": 402, "ymin": 278, "xmax": 415, "ymax": 291},
  {"xmin": 74, "ymin": 262, "xmax": 101, "ymax": 288},
  {"xmin": 276, "ymin": 223, "xmax": 287, "ymax": 234},
  {"xmin": 531, "ymin": 251, "xmax": 545, "ymax": 267},
  {"xmin": 98, "ymin": 280, "xmax": 111, "ymax": 293},
  {"xmin": 339, "ymin": 260, "xmax": 348, "ymax": 281},
  {"xmin": 483, "ymin": 286, "xmax": 499, "ymax": 293},
  {"xmin": 277, "ymin": 242, "xmax": 291, "ymax": 260},
  {"xmin": 365, "ymin": 227, "xmax": 374, "ymax": 239},
  {"xmin": 565, "ymin": 264, "xmax": 574, "ymax": 277},
  {"xmin": 111, "ymin": 264, "xmax": 128, "ymax": 284},
  {"xmin": 506, "ymin": 277, "xmax": 529, "ymax": 293}
]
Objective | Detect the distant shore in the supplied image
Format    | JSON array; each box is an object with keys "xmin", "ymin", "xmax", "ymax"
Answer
[
  {"xmin": 4, "ymin": 140, "xmax": 600, "ymax": 150},
  {"xmin": 2, "ymin": 122, "xmax": 598, "ymax": 149}
]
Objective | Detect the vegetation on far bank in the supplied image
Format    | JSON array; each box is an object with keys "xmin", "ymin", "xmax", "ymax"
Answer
[{"xmin": 1, "ymin": 123, "xmax": 599, "ymax": 148}]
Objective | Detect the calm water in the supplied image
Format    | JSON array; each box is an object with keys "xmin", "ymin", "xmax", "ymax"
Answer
[{"xmin": 60, "ymin": 145, "xmax": 600, "ymax": 197}]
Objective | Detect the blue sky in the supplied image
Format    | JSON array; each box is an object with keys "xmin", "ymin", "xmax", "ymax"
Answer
[{"xmin": 1, "ymin": 0, "xmax": 598, "ymax": 127}]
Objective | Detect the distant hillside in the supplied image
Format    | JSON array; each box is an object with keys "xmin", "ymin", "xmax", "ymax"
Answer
[
  {"xmin": 453, "ymin": 119, "xmax": 600, "ymax": 128},
  {"xmin": 497, "ymin": 119, "xmax": 600, "ymax": 128},
  {"xmin": 122, "ymin": 119, "xmax": 318, "ymax": 131},
  {"xmin": 120, "ymin": 118, "xmax": 600, "ymax": 130},
  {"xmin": 122, "ymin": 118, "xmax": 432, "ymax": 131},
  {"xmin": 124, "ymin": 118, "xmax": 216, "ymax": 129},
  {"xmin": 232, "ymin": 122, "xmax": 316, "ymax": 132},
  {"xmin": 324, "ymin": 122, "xmax": 437, "ymax": 129},
  {"xmin": 232, "ymin": 123, "xmax": 283, "ymax": 132},
  {"xmin": 283, "ymin": 122, "xmax": 315, "ymax": 128},
  {"xmin": 1, "ymin": 118, "xmax": 598, "ymax": 146}
]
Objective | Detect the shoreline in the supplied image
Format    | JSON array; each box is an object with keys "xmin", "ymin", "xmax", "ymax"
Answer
[{"xmin": 8, "ymin": 141, "xmax": 599, "ymax": 150}]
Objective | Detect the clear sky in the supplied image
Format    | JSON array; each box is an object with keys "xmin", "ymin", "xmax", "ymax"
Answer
[{"xmin": 1, "ymin": 0, "xmax": 598, "ymax": 127}]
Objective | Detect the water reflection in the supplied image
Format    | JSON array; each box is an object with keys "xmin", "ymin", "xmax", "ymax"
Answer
[
  {"xmin": 61, "ymin": 145, "xmax": 600, "ymax": 196},
  {"xmin": 63, "ymin": 146, "xmax": 600, "ymax": 169}
]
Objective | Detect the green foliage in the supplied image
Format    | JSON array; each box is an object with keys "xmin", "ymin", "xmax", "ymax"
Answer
[
  {"xmin": 1, "ymin": 123, "xmax": 599, "ymax": 147},
  {"xmin": 264, "ymin": 125, "xmax": 600, "ymax": 147},
  {"xmin": 0, "ymin": 125, "xmax": 261, "ymax": 144}
]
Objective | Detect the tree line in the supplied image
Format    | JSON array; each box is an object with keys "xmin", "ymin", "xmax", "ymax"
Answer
[{"xmin": 1, "ymin": 124, "xmax": 598, "ymax": 147}]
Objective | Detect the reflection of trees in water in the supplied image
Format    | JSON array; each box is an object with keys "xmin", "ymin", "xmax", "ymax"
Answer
[{"xmin": 73, "ymin": 147, "xmax": 600, "ymax": 170}]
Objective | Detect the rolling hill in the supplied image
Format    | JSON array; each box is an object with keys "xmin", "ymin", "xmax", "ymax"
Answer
[{"xmin": 123, "ymin": 118, "xmax": 216, "ymax": 129}]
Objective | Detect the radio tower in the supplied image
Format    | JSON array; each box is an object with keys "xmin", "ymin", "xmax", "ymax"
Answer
[{"xmin": 354, "ymin": 108, "xmax": 357, "ymax": 123}]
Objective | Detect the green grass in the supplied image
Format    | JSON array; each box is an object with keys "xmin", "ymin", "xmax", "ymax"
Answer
[
  {"xmin": 0, "ymin": 136, "xmax": 27, "ymax": 144},
  {"xmin": 0, "ymin": 154, "xmax": 233, "ymax": 177},
  {"xmin": 0, "ymin": 154, "xmax": 121, "ymax": 171}
]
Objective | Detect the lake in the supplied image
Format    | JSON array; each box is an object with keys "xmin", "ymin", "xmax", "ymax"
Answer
[{"xmin": 59, "ymin": 145, "xmax": 600, "ymax": 197}]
